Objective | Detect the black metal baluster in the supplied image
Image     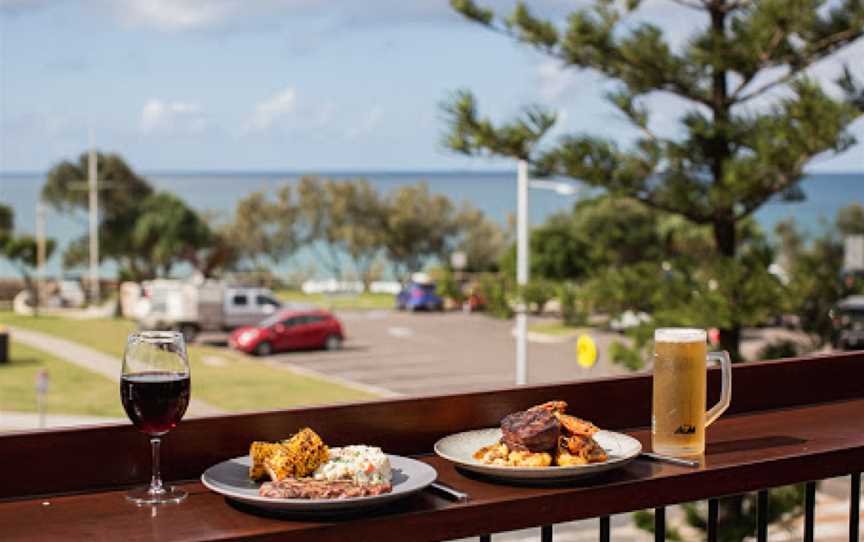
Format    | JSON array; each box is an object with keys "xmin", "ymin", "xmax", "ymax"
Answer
[
  {"xmin": 707, "ymin": 498, "xmax": 719, "ymax": 542},
  {"xmin": 756, "ymin": 490, "xmax": 768, "ymax": 542},
  {"xmin": 479, "ymin": 535, "xmax": 490, "ymax": 542},
  {"xmin": 540, "ymin": 525, "xmax": 553, "ymax": 542},
  {"xmin": 654, "ymin": 507, "xmax": 666, "ymax": 542},
  {"xmin": 851, "ymin": 472, "xmax": 861, "ymax": 542},
  {"xmin": 804, "ymin": 481, "xmax": 816, "ymax": 542},
  {"xmin": 599, "ymin": 515, "xmax": 610, "ymax": 542}
]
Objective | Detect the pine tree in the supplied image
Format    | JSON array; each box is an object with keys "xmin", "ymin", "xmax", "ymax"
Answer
[{"xmin": 443, "ymin": 0, "xmax": 864, "ymax": 360}]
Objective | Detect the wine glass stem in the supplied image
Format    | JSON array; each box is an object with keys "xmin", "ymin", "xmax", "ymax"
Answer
[{"xmin": 149, "ymin": 437, "xmax": 164, "ymax": 495}]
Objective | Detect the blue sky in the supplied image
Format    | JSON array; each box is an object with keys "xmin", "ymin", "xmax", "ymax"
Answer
[{"xmin": 1, "ymin": 0, "xmax": 862, "ymax": 173}]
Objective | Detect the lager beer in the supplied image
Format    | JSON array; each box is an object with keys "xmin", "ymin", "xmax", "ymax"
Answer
[{"xmin": 652, "ymin": 328, "xmax": 732, "ymax": 457}]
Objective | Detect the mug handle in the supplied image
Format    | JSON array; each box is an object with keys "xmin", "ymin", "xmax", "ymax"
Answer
[{"xmin": 705, "ymin": 351, "xmax": 732, "ymax": 427}]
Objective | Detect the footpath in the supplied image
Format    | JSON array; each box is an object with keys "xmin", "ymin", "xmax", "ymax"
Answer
[
  {"xmin": 0, "ymin": 411, "xmax": 124, "ymax": 431},
  {"xmin": 6, "ymin": 326, "xmax": 224, "ymax": 418}
]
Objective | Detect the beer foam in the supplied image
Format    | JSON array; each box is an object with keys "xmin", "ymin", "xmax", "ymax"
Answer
[{"xmin": 654, "ymin": 328, "xmax": 706, "ymax": 343}]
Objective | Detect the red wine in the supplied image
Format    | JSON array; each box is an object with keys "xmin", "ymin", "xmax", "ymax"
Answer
[{"xmin": 121, "ymin": 372, "xmax": 190, "ymax": 436}]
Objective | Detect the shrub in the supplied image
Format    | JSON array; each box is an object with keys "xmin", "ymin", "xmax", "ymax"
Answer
[
  {"xmin": 519, "ymin": 279, "xmax": 556, "ymax": 315},
  {"xmin": 757, "ymin": 339, "xmax": 800, "ymax": 360},
  {"xmin": 479, "ymin": 274, "xmax": 513, "ymax": 319},
  {"xmin": 610, "ymin": 340, "xmax": 645, "ymax": 371},
  {"xmin": 437, "ymin": 269, "xmax": 465, "ymax": 305},
  {"xmin": 559, "ymin": 282, "xmax": 588, "ymax": 326}
]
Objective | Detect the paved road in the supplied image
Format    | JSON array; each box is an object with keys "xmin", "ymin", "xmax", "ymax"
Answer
[
  {"xmin": 240, "ymin": 311, "xmax": 632, "ymax": 396},
  {"xmin": 218, "ymin": 311, "xmax": 814, "ymax": 397}
]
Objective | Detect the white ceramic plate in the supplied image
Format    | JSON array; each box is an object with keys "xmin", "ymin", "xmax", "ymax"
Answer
[
  {"xmin": 201, "ymin": 454, "xmax": 437, "ymax": 512},
  {"xmin": 434, "ymin": 428, "xmax": 641, "ymax": 482}
]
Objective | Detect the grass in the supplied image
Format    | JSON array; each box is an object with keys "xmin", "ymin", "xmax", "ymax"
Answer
[
  {"xmin": 528, "ymin": 321, "xmax": 583, "ymax": 337},
  {"xmin": 0, "ymin": 312, "xmax": 378, "ymax": 412},
  {"xmin": 274, "ymin": 290, "xmax": 395, "ymax": 310},
  {"xmin": 0, "ymin": 341, "xmax": 125, "ymax": 417}
]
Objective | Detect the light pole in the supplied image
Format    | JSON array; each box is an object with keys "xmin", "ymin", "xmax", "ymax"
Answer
[
  {"xmin": 515, "ymin": 161, "xmax": 529, "ymax": 385},
  {"xmin": 87, "ymin": 143, "xmax": 100, "ymax": 302},
  {"xmin": 65, "ymin": 137, "xmax": 103, "ymax": 304},
  {"xmin": 35, "ymin": 202, "xmax": 46, "ymax": 308},
  {"xmin": 514, "ymin": 159, "xmax": 581, "ymax": 386}
]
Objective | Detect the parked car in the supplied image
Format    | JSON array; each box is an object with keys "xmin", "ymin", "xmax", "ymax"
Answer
[
  {"xmin": 463, "ymin": 291, "xmax": 486, "ymax": 313},
  {"xmin": 229, "ymin": 309, "xmax": 345, "ymax": 356},
  {"xmin": 395, "ymin": 281, "xmax": 443, "ymax": 311},
  {"xmin": 830, "ymin": 295, "xmax": 864, "ymax": 350}
]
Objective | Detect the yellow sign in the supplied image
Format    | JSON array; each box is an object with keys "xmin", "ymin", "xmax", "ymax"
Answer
[{"xmin": 577, "ymin": 334, "xmax": 597, "ymax": 368}]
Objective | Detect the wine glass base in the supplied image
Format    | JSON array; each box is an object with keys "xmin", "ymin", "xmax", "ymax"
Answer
[{"xmin": 126, "ymin": 485, "xmax": 187, "ymax": 505}]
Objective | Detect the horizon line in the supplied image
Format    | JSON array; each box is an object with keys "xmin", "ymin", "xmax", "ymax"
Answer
[{"xmin": 1, "ymin": 168, "xmax": 862, "ymax": 177}]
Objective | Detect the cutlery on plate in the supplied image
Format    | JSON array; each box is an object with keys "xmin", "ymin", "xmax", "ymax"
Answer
[
  {"xmin": 427, "ymin": 481, "xmax": 469, "ymax": 502},
  {"xmin": 640, "ymin": 452, "xmax": 700, "ymax": 468}
]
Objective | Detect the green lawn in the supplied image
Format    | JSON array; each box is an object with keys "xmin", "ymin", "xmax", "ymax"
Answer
[
  {"xmin": 0, "ymin": 312, "xmax": 378, "ymax": 412},
  {"xmin": 274, "ymin": 290, "xmax": 395, "ymax": 310},
  {"xmin": 528, "ymin": 321, "xmax": 582, "ymax": 337},
  {"xmin": 0, "ymin": 341, "xmax": 124, "ymax": 417}
]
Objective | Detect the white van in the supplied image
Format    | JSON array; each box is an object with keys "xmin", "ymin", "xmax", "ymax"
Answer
[{"xmin": 136, "ymin": 280, "xmax": 281, "ymax": 341}]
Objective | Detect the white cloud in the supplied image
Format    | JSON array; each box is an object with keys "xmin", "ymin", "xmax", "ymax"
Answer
[
  {"xmin": 536, "ymin": 59, "xmax": 582, "ymax": 104},
  {"xmin": 246, "ymin": 87, "xmax": 297, "ymax": 132},
  {"xmin": 98, "ymin": 0, "xmax": 576, "ymax": 33},
  {"xmin": 107, "ymin": 0, "xmax": 239, "ymax": 31},
  {"xmin": 139, "ymin": 99, "xmax": 205, "ymax": 134},
  {"xmin": 344, "ymin": 105, "xmax": 383, "ymax": 141}
]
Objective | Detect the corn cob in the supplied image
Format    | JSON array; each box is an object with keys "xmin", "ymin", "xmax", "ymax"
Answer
[
  {"xmin": 263, "ymin": 427, "xmax": 329, "ymax": 481},
  {"xmin": 249, "ymin": 441, "xmax": 286, "ymax": 481}
]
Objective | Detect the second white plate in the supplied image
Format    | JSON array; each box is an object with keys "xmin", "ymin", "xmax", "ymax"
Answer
[{"xmin": 434, "ymin": 428, "xmax": 641, "ymax": 482}]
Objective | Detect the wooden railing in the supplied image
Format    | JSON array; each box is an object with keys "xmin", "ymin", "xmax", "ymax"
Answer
[{"xmin": 0, "ymin": 351, "xmax": 862, "ymax": 541}]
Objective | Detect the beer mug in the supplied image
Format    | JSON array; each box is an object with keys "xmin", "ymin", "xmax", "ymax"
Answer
[{"xmin": 652, "ymin": 328, "xmax": 731, "ymax": 457}]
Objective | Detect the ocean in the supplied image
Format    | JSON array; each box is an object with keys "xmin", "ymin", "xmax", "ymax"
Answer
[{"xmin": 0, "ymin": 171, "xmax": 862, "ymax": 278}]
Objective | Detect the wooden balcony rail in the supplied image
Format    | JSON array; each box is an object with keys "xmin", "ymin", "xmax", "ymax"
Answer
[{"xmin": 0, "ymin": 351, "xmax": 862, "ymax": 541}]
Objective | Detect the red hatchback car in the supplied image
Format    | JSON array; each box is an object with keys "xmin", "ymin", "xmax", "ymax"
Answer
[{"xmin": 229, "ymin": 309, "xmax": 345, "ymax": 356}]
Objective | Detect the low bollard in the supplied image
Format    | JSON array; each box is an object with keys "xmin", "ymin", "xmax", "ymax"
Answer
[{"xmin": 0, "ymin": 325, "xmax": 7, "ymax": 363}]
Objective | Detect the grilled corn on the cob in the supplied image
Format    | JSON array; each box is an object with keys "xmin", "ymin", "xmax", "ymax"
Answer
[
  {"xmin": 255, "ymin": 428, "xmax": 329, "ymax": 481},
  {"xmin": 249, "ymin": 441, "xmax": 287, "ymax": 480}
]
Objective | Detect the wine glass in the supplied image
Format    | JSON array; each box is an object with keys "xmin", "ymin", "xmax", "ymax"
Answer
[{"xmin": 121, "ymin": 331, "xmax": 191, "ymax": 505}]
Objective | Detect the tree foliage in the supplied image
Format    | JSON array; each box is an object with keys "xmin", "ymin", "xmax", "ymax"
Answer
[
  {"xmin": 779, "ymin": 205, "xmax": 864, "ymax": 347},
  {"xmin": 227, "ymin": 177, "xmax": 506, "ymax": 283},
  {"xmin": 444, "ymin": 0, "xmax": 864, "ymax": 360},
  {"xmin": 0, "ymin": 205, "xmax": 57, "ymax": 309},
  {"xmin": 42, "ymin": 152, "xmax": 226, "ymax": 279},
  {"xmin": 381, "ymin": 182, "xmax": 462, "ymax": 278},
  {"xmin": 131, "ymin": 192, "xmax": 213, "ymax": 277},
  {"xmin": 43, "ymin": 152, "xmax": 153, "ymax": 218}
]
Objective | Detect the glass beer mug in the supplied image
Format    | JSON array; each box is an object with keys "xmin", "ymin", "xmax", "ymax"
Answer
[{"xmin": 652, "ymin": 328, "xmax": 732, "ymax": 457}]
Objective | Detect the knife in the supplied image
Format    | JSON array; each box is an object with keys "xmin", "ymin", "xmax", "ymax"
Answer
[
  {"xmin": 640, "ymin": 452, "xmax": 700, "ymax": 468},
  {"xmin": 427, "ymin": 481, "xmax": 469, "ymax": 502}
]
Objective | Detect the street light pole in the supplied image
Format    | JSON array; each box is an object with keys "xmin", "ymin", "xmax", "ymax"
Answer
[
  {"xmin": 515, "ymin": 160, "xmax": 529, "ymax": 385},
  {"xmin": 87, "ymin": 142, "xmax": 100, "ymax": 302},
  {"xmin": 35, "ymin": 202, "xmax": 46, "ymax": 310}
]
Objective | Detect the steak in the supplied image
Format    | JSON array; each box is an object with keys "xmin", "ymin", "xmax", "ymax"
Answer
[
  {"xmin": 500, "ymin": 408, "xmax": 560, "ymax": 452},
  {"xmin": 259, "ymin": 479, "xmax": 392, "ymax": 500}
]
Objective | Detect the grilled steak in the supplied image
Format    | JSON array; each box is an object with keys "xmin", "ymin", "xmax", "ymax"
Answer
[
  {"xmin": 259, "ymin": 479, "xmax": 392, "ymax": 499},
  {"xmin": 500, "ymin": 408, "xmax": 560, "ymax": 452}
]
